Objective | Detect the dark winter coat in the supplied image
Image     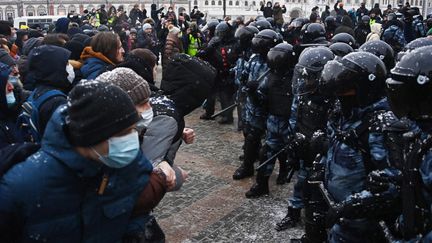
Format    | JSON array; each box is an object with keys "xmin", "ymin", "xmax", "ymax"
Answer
[
  {"xmin": 136, "ymin": 30, "xmax": 159, "ymax": 57},
  {"xmin": 260, "ymin": 2, "xmax": 273, "ymax": 18},
  {"xmin": 0, "ymin": 106, "xmax": 153, "ymax": 242},
  {"xmin": 273, "ymin": 6, "xmax": 286, "ymax": 25},
  {"xmin": 130, "ymin": 8, "xmax": 144, "ymax": 25},
  {"xmin": 335, "ymin": 16, "xmax": 355, "ymax": 37},
  {"xmin": 27, "ymin": 45, "xmax": 72, "ymax": 137},
  {"xmin": 0, "ymin": 63, "xmax": 22, "ymax": 148},
  {"xmin": 80, "ymin": 46, "xmax": 115, "ymax": 80}
]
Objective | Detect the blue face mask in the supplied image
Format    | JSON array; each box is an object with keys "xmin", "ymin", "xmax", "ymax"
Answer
[
  {"xmin": 92, "ymin": 131, "xmax": 140, "ymax": 168},
  {"xmin": 6, "ymin": 92, "xmax": 16, "ymax": 108}
]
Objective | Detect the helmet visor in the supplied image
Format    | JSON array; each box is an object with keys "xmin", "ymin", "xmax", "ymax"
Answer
[
  {"xmin": 319, "ymin": 60, "xmax": 355, "ymax": 96},
  {"xmin": 292, "ymin": 64, "xmax": 322, "ymax": 95}
]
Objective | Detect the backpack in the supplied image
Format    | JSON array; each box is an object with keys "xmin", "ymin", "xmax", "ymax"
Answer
[
  {"xmin": 16, "ymin": 89, "xmax": 67, "ymax": 143},
  {"xmin": 382, "ymin": 25, "xmax": 403, "ymax": 47}
]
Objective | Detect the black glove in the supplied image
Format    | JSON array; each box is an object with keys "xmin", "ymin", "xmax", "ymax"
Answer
[{"xmin": 246, "ymin": 80, "xmax": 259, "ymax": 93}]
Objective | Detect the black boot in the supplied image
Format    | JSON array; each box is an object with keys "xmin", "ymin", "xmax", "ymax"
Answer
[
  {"xmin": 275, "ymin": 207, "xmax": 301, "ymax": 231},
  {"xmin": 199, "ymin": 113, "xmax": 214, "ymax": 120},
  {"xmin": 233, "ymin": 164, "xmax": 254, "ymax": 180},
  {"xmin": 245, "ymin": 175, "xmax": 269, "ymax": 198}
]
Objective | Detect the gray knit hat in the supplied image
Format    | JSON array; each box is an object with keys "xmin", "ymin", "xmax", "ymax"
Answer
[{"xmin": 96, "ymin": 67, "xmax": 151, "ymax": 105}]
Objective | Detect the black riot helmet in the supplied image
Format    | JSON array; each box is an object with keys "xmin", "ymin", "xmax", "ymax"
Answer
[
  {"xmin": 251, "ymin": 29, "xmax": 283, "ymax": 54},
  {"xmin": 207, "ymin": 19, "xmax": 220, "ymax": 32},
  {"xmin": 290, "ymin": 17, "xmax": 309, "ymax": 29},
  {"xmin": 397, "ymin": 37, "xmax": 432, "ymax": 61},
  {"xmin": 386, "ymin": 46, "xmax": 432, "ymax": 120},
  {"xmin": 215, "ymin": 22, "xmax": 233, "ymax": 40},
  {"xmin": 267, "ymin": 43, "xmax": 296, "ymax": 72},
  {"xmin": 331, "ymin": 33, "xmax": 357, "ymax": 49},
  {"xmin": 359, "ymin": 40, "xmax": 395, "ymax": 71},
  {"xmin": 300, "ymin": 23, "xmax": 327, "ymax": 45},
  {"xmin": 255, "ymin": 19, "xmax": 272, "ymax": 31},
  {"xmin": 361, "ymin": 15, "xmax": 370, "ymax": 25},
  {"xmin": 266, "ymin": 17, "xmax": 275, "ymax": 27},
  {"xmin": 235, "ymin": 25, "xmax": 259, "ymax": 47},
  {"xmin": 292, "ymin": 46, "xmax": 334, "ymax": 95},
  {"xmin": 329, "ymin": 42, "xmax": 354, "ymax": 60},
  {"xmin": 324, "ymin": 16, "xmax": 336, "ymax": 28},
  {"xmin": 320, "ymin": 52, "xmax": 387, "ymax": 108}
]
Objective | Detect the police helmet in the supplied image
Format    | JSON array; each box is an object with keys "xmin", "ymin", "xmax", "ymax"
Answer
[
  {"xmin": 215, "ymin": 22, "xmax": 232, "ymax": 39},
  {"xmin": 255, "ymin": 19, "xmax": 272, "ymax": 31},
  {"xmin": 251, "ymin": 29, "xmax": 283, "ymax": 54},
  {"xmin": 320, "ymin": 52, "xmax": 387, "ymax": 107},
  {"xmin": 359, "ymin": 40, "xmax": 395, "ymax": 71},
  {"xmin": 292, "ymin": 46, "xmax": 334, "ymax": 95},
  {"xmin": 331, "ymin": 33, "xmax": 357, "ymax": 49},
  {"xmin": 267, "ymin": 43, "xmax": 296, "ymax": 72},
  {"xmin": 266, "ymin": 17, "xmax": 275, "ymax": 27},
  {"xmin": 329, "ymin": 42, "xmax": 354, "ymax": 60},
  {"xmin": 397, "ymin": 37, "xmax": 432, "ymax": 61},
  {"xmin": 386, "ymin": 46, "xmax": 432, "ymax": 120},
  {"xmin": 300, "ymin": 23, "xmax": 326, "ymax": 45},
  {"xmin": 235, "ymin": 25, "xmax": 259, "ymax": 47},
  {"xmin": 324, "ymin": 16, "xmax": 336, "ymax": 28}
]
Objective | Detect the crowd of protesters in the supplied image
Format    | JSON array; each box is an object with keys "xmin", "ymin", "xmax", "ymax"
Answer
[{"xmin": 0, "ymin": 0, "xmax": 431, "ymax": 242}]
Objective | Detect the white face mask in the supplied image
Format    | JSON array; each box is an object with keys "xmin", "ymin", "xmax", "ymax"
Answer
[
  {"xmin": 136, "ymin": 108, "xmax": 154, "ymax": 133},
  {"xmin": 66, "ymin": 63, "xmax": 75, "ymax": 84}
]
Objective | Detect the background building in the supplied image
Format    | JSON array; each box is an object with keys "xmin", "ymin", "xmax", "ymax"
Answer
[{"xmin": 0, "ymin": 0, "xmax": 430, "ymax": 22}]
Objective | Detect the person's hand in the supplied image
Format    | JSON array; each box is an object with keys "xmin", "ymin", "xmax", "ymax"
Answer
[
  {"xmin": 186, "ymin": 28, "xmax": 191, "ymax": 34},
  {"xmin": 182, "ymin": 128, "xmax": 195, "ymax": 144},
  {"xmin": 157, "ymin": 161, "xmax": 176, "ymax": 190}
]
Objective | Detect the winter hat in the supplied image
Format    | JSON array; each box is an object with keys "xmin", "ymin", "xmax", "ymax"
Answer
[
  {"xmin": 67, "ymin": 26, "xmax": 83, "ymax": 38},
  {"xmin": 97, "ymin": 25, "xmax": 109, "ymax": 32},
  {"xmin": 67, "ymin": 80, "xmax": 140, "ymax": 147},
  {"xmin": 96, "ymin": 67, "xmax": 151, "ymax": 105},
  {"xmin": 168, "ymin": 25, "xmax": 181, "ymax": 35},
  {"xmin": 142, "ymin": 23, "xmax": 152, "ymax": 31},
  {"xmin": 55, "ymin": 17, "xmax": 70, "ymax": 34},
  {"xmin": 64, "ymin": 40, "xmax": 85, "ymax": 60}
]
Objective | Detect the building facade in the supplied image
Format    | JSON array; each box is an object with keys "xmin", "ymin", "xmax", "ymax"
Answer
[{"xmin": 0, "ymin": 0, "xmax": 430, "ymax": 22}]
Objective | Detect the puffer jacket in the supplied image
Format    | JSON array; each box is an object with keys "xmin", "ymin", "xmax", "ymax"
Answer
[
  {"xmin": 0, "ymin": 106, "xmax": 153, "ymax": 242},
  {"xmin": 162, "ymin": 33, "xmax": 183, "ymax": 71},
  {"xmin": 366, "ymin": 23, "xmax": 382, "ymax": 42}
]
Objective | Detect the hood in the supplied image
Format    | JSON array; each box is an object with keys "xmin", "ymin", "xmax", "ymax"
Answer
[
  {"xmin": 151, "ymin": 4, "xmax": 156, "ymax": 10},
  {"xmin": 0, "ymin": 62, "xmax": 11, "ymax": 119},
  {"xmin": 55, "ymin": 17, "xmax": 70, "ymax": 34},
  {"xmin": 0, "ymin": 49, "xmax": 15, "ymax": 67},
  {"xmin": 341, "ymin": 15, "xmax": 353, "ymax": 27},
  {"xmin": 117, "ymin": 54, "xmax": 156, "ymax": 88},
  {"xmin": 22, "ymin": 37, "xmax": 43, "ymax": 56},
  {"xmin": 80, "ymin": 46, "xmax": 114, "ymax": 65},
  {"xmin": 370, "ymin": 23, "xmax": 382, "ymax": 34},
  {"xmin": 27, "ymin": 45, "xmax": 72, "ymax": 90},
  {"xmin": 65, "ymin": 39, "xmax": 85, "ymax": 61},
  {"xmin": 42, "ymin": 105, "xmax": 103, "ymax": 177}
]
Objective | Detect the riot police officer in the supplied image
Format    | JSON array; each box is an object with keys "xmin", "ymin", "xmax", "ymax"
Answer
[
  {"xmin": 232, "ymin": 29, "xmax": 282, "ymax": 182},
  {"xmin": 244, "ymin": 43, "xmax": 297, "ymax": 197}
]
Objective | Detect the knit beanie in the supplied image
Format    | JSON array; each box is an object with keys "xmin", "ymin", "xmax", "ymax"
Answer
[
  {"xmin": 67, "ymin": 80, "xmax": 139, "ymax": 146},
  {"xmin": 96, "ymin": 67, "xmax": 151, "ymax": 105},
  {"xmin": 142, "ymin": 23, "xmax": 152, "ymax": 31},
  {"xmin": 168, "ymin": 25, "xmax": 181, "ymax": 35},
  {"xmin": 55, "ymin": 17, "xmax": 70, "ymax": 34}
]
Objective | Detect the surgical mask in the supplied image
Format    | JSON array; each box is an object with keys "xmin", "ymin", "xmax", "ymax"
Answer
[
  {"xmin": 66, "ymin": 63, "xmax": 75, "ymax": 84},
  {"xmin": 136, "ymin": 108, "xmax": 153, "ymax": 133},
  {"xmin": 9, "ymin": 34, "xmax": 17, "ymax": 43},
  {"xmin": 6, "ymin": 92, "xmax": 16, "ymax": 108},
  {"xmin": 92, "ymin": 131, "xmax": 140, "ymax": 168}
]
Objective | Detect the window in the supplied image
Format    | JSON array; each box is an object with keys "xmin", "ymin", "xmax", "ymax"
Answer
[
  {"xmin": 252, "ymin": 1, "xmax": 256, "ymax": 6},
  {"xmin": 57, "ymin": 4, "xmax": 66, "ymax": 15},
  {"xmin": 37, "ymin": 5, "xmax": 46, "ymax": 16},
  {"xmin": 68, "ymin": 5, "xmax": 76, "ymax": 14},
  {"xmin": 205, "ymin": 0, "xmax": 209, "ymax": 5},
  {"xmin": 229, "ymin": 0, "xmax": 233, "ymax": 5},
  {"xmin": 26, "ymin": 5, "xmax": 35, "ymax": 16},
  {"xmin": 355, "ymin": 0, "xmax": 360, "ymax": 3},
  {"xmin": 194, "ymin": 0, "xmax": 198, "ymax": 5},
  {"xmin": 211, "ymin": 0, "xmax": 215, "ymax": 5},
  {"xmin": 6, "ymin": 6, "xmax": 14, "ymax": 21},
  {"xmin": 245, "ymin": 1, "xmax": 248, "ymax": 5},
  {"xmin": 347, "ymin": 0, "xmax": 351, "ymax": 3},
  {"xmin": 236, "ymin": 1, "xmax": 239, "ymax": 5},
  {"xmin": 218, "ymin": 1, "xmax": 222, "ymax": 5},
  {"xmin": 0, "ymin": 8, "xmax": 3, "ymax": 20}
]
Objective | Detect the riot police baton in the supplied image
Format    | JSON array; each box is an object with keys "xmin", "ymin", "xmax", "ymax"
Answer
[
  {"xmin": 308, "ymin": 181, "xmax": 336, "ymax": 208},
  {"xmin": 286, "ymin": 166, "xmax": 296, "ymax": 183},
  {"xmin": 255, "ymin": 144, "xmax": 291, "ymax": 171},
  {"xmin": 210, "ymin": 103, "xmax": 238, "ymax": 119}
]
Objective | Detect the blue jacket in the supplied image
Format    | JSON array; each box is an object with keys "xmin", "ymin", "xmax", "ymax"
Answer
[
  {"xmin": 81, "ymin": 57, "xmax": 110, "ymax": 80},
  {"xmin": 0, "ymin": 106, "xmax": 153, "ymax": 242},
  {"xmin": 325, "ymin": 98, "xmax": 390, "ymax": 202}
]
